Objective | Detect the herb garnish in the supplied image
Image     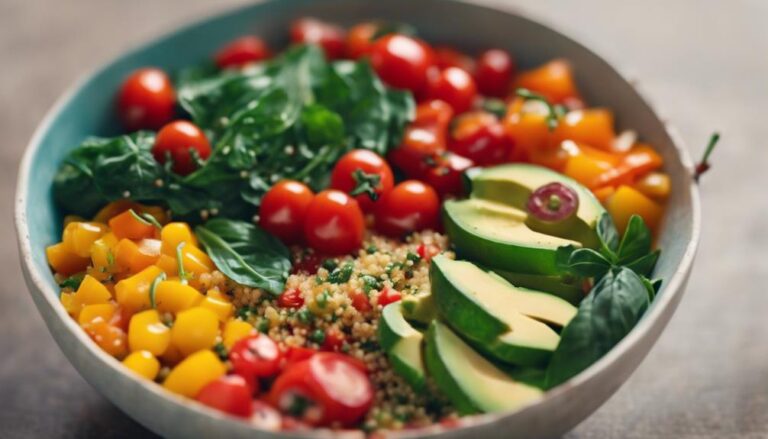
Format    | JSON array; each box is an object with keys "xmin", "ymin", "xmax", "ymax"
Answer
[
  {"xmin": 515, "ymin": 88, "xmax": 566, "ymax": 131},
  {"xmin": 129, "ymin": 208, "xmax": 162, "ymax": 229},
  {"xmin": 59, "ymin": 273, "xmax": 85, "ymax": 290},
  {"xmin": 149, "ymin": 272, "xmax": 167, "ymax": 309}
]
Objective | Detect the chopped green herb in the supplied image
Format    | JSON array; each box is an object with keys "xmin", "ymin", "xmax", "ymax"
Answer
[
  {"xmin": 257, "ymin": 318, "xmax": 270, "ymax": 334},
  {"xmin": 361, "ymin": 275, "xmax": 381, "ymax": 294},
  {"xmin": 406, "ymin": 251, "xmax": 421, "ymax": 265},
  {"xmin": 328, "ymin": 263, "xmax": 354, "ymax": 284},
  {"xmin": 297, "ymin": 308, "xmax": 313, "ymax": 324},
  {"xmin": 106, "ymin": 251, "xmax": 115, "ymax": 267},
  {"xmin": 213, "ymin": 342, "xmax": 228, "ymax": 361},
  {"xmin": 309, "ymin": 329, "xmax": 326, "ymax": 344},
  {"xmin": 129, "ymin": 208, "xmax": 162, "ymax": 229},
  {"xmin": 316, "ymin": 290, "xmax": 329, "ymax": 309},
  {"xmin": 59, "ymin": 273, "xmax": 85, "ymax": 290},
  {"xmin": 321, "ymin": 258, "xmax": 338, "ymax": 272},
  {"xmin": 148, "ymin": 272, "xmax": 167, "ymax": 309},
  {"xmin": 175, "ymin": 242, "xmax": 188, "ymax": 283},
  {"xmin": 366, "ymin": 245, "xmax": 378, "ymax": 254},
  {"xmin": 235, "ymin": 306, "xmax": 252, "ymax": 320}
]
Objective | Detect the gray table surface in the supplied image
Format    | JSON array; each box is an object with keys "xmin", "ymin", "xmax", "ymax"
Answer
[{"xmin": 1, "ymin": 0, "xmax": 766, "ymax": 438}]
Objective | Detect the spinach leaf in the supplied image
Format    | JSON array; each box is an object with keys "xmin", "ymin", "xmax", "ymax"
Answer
[
  {"xmin": 617, "ymin": 215, "xmax": 652, "ymax": 264},
  {"xmin": 564, "ymin": 248, "xmax": 612, "ymax": 278},
  {"xmin": 194, "ymin": 219, "xmax": 291, "ymax": 295},
  {"xmin": 546, "ymin": 266, "xmax": 651, "ymax": 388}
]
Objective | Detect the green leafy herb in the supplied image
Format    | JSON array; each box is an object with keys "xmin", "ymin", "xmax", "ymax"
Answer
[
  {"xmin": 361, "ymin": 275, "xmax": 381, "ymax": 294},
  {"xmin": 129, "ymin": 209, "xmax": 162, "ymax": 229},
  {"xmin": 366, "ymin": 245, "xmax": 378, "ymax": 254},
  {"xmin": 328, "ymin": 263, "xmax": 354, "ymax": 284},
  {"xmin": 59, "ymin": 273, "xmax": 85, "ymax": 290},
  {"xmin": 213, "ymin": 342, "xmax": 228, "ymax": 361},
  {"xmin": 175, "ymin": 242, "xmax": 189, "ymax": 283},
  {"xmin": 149, "ymin": 272, "xmax": 167, "ymax": 309},
  {"xmin": 297, "ymin": 308, "xmax": 313, "ymax": 324},
  {"xmin": 515, "ymin": 88, "xmax": 563, "ymax": 131},
  {"xmin": 195, "ymin": 219, "xmax": 291, "ymax": 295},
  {"xmin": 546, "ymin": 267, "xmax": 651, "ymax": 388}
]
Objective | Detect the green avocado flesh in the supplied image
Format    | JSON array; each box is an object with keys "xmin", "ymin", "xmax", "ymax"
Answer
[
  {"xmin": 430, "ymin": 255, "xmax": 562, "ymax": 366},
  {"xmin": 492, "ymin": 269, "xmax": 584, "ymax": 305},
  {"xmin": 378, "ymin": 303, "xmax": 426, "ymax": 391},
  {"xmin": 424, "ymin": 320, "xmax": 543, "ymax": 415},
  {"xmin": 401, "ymin": 291, "xmax": 436, "ymax": 325},
  {"xmin": 446, "ymin": 164, "xmax": 605, "ymax": 275}
]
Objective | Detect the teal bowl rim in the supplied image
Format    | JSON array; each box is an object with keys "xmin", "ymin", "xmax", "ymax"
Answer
[{"xmin": 13, "ymin": 0, "xmax": 701, "ymax": 435}]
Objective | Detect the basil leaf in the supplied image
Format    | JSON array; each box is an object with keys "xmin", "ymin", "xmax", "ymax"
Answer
[
  {"xmin": 566, "ymin": 248, "xmax": 612, "ymax": 278},
  {"xmin": 194, "ymin": 219, "xmax": 291, "ymax": 295},
  {"xmin": 625, "ymin": 249, "xmax": 660, "ymax": 278},
  {"xmin": 546, "ymin": 267, "xmax": 650, "ymax": 388},
  {"xmin": 617, "ymin": 215, "xmax": 652, "ymax": 264},
  {"xmin": 596, "ymin": 212, "xmax": 620, "ymax": 261}
]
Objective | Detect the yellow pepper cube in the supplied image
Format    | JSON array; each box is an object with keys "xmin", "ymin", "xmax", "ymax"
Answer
[
  {"xmin": 47, "ymin": 242, "xmax": 90, "ymax": 276},
  {"xmin": 90, "ymin": 232, "xmax": 119, "ymax": 272},
  {"xmin": 115, "ymin": 238, "xmax": 161, "ymax": 274},
  {"xmin": 154, "ymin": 280, "xmax": 204, "ymax": 314},
  {"xmin": 63, "ymin": 222, "xmax": 109, "ymax": 258},
  {"xmin": 223, "ymin": 319, "xmax": 255, "ymax": 349},
  {"xmin": 606, "ymin": 185, "xmax": 664, "ymax": 234},
  {"xmin": 171, "ymin": 307, "xmax": 219, "ymax": 357},
  {"xmin": 115, "ymin": 266, "xmax": 164, "ymax": 312},
  {"xmin": 200, "ymin": 291, "xmax": 234, "ymax": 322},
  {"xmin": 155, "ymin": 254, "xmax": 178, "ymax": 276},
  {"xmin": 161, "ymin": 223, "xmax": 198, "ymax": 255},
  {"xmin": 181, "ymin": 245, "xmax": 214, "ymax": 278},
  {"xmin": 60, "ymin": 292, "xmax": 77, "ymax": 316},
  {"xmin": 78, "ymin": 303, "xmax": 117, "ymax": 326},
  {"xmin": 634, "ymin": 172, "xmax": 671, "ymax": 200},
  {"xmin": 128, "ymin": 309, "xmax": 171, "ymax": 356},
  {"xmin": 73, "ymin": 275, "xmax": 112, "ymax": 311},
  {"xmin": 122, "ymin": 350, "xmax": 161, "ymax": 380},
  {"xmin": 163, "ymin": 350, "xmax": 225, "ymax": 397}
]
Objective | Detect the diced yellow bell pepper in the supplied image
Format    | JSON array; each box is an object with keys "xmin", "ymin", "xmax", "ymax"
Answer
[
  {"xmin": 72, "ymin": 275, "xmax": 112, "ymax": 314},
  {"xmin": 161, "ymin": 223, "xmax": 198, "ymax": 255},
  {"xmin": 90, "ymin": 232, "xmax": 119, "ymax": 272},
  {"xmin": 63, "ymin": 222, "xmax": 108, "ymax": 258},
  {"xmin": 154, "ymin": 280, "xmax": 204, "ymax": 314},
  {"xmin": 223, "ymin": 319, "xmax": 255, "ymax": 349},
  {"xmin": 115, "ymin": 239, "xmax": 161, "ymax": 274},
  {"xmin": 128, "ymin": 309, "xmax": 171, "ymax": 356},
  {"xmin": 634, "ymin": 172, "xmax": 671, "ymax": 200},
  {"xmin": 181, "ymin": 245, "xmax": 214, "ymax": 277},
  {"xmin": 171, "ymin": 307, "xmax": 219, "ymax": 357},
  {"xmin": 200, "ymin": 290, "xmax": 234, "ymax": 322},
  {"xmin": 60, "ymin": 292, "xmax": 77, "ymax": 316},
  {"xmin": 606, "ymin": 185, "xmax": 663, "ymax": 234},
  {"xmin": 109, "ymin": 210, "xmax": 157, "ymax": 241},
  {"xmin": 115, "ymin": 266, "xmax": 163, "ymax": 312},
  {"xmin": 163, "ymin": 350, "xmax": 225, "ymax": 397},
  {"xmin": 122, "ymin": 350, "xmax": 160, "ymax": 380},
  {"xmin": 155, "ymin": 254, "xmax": 178, "ymax": 276},
  {"xmin": 78, "ymin": 303, "xmax": 117, "ymax": 326},
  {"xmin": 64, "ymin": 215, "xmax": 85, "ymax": 227},
  {"xmin": 82, "ymin": 319, "xmax": 128, "ymax": 359},
  {"xmin": 46, "ymin": 242, "xmax": 90, "ymax": 276}
]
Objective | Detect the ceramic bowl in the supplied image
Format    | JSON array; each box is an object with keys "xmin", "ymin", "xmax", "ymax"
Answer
[{"xmin": 14, "ymin": 0, "xmax": 700, "ymax": 437}]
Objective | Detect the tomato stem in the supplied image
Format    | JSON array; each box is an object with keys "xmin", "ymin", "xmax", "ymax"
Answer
[
  {"xmin": 349, "ymin": 168, "xmax": 381, "ymax": 201},
  {"xmin": 694, "ymin": 132, "xmax": 720, "ymax": 182}
]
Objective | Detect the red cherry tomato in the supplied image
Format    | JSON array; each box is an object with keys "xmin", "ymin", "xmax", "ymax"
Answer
[
  {"xmin": 330, "ymin": 149, "xmax": 394, "ymax": 212},
  {"xmin": 346, "ymin": 22, "xmax": 378, "ymax": 59},
  {"xmin": 278, "ymin": 288, "xmax": 305, "ymax": 309},
  {"xmin": 290, "ymin": 18, "xmax": 346, "ymax": 60},
  {"xmin": 196, "ymin": 375, "xmax": 254, "ymax": 418},
  {"xmin": 250, "ymin": 400, "xmax": 283, "ymax": 430},
  {"xmin": 230, "ymin": 334, "xmax": 283, "ymax": 379},
  {"xmin": 152, "ymin": 120, "xmax": 212, "ymax": 175},
  {"xmin": 215, "ymin": 36, "xmax": 272, "ymax": 69},
  {"xmin": 417, "ymin": 243, "xmax": 440, "ymax": 262},
  {"xmin": 375, "ymin": 180, "xmax": 440, "ymax": 237},
  {"xmin": 434, "ymin": 46, "xmax": 475, "ymax": 72},
  {"xmin": 448, "ymin": 111, "xmax": 510, "ymax": 166},
  {"xmin": 117, "ymin": 68, "xmax": 175, "ymax": 131},
  {"xmin": 377, "ymin": 287, "xmax": 402, "ymax": 307},
  {"xmin": 474, "ymin": 49, "xmax": 515, "ymax": 97},
  {"xmin": 349, "ymin": 290, "xmax": 372, "ymax": 313},
  {"xmin": 283, "ymin": 346, "xmax": 318, "ymax": 370},
  {"xmin": 321, "ymin": 327, "xmax": 345, "ymax": 352},
  {"xmin": 426, "ymin": 67, "xmax": 477, "ymax": 114},
  {"xmin": 304, "ymin": 190, "xmax": 365, "ymax": 255},
  {"xmin": 388, "ymin": 100, "xmax": 453, "ymax": 178},
  {"xmin": 259, "ymin": 180, "xmax": 314, "ymax": 245},
  {"xmin": 267, "ymin": 353, "xmax": 374, "ymax": 427},
  {"xmin": 424, "ymin": 152, "xmax": 475, "ymax": 197},
  {"xmin": 370, "ymin": 34, "xmax": 434, "ymax": 93}
]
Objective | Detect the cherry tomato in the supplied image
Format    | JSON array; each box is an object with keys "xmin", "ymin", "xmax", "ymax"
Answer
[
  {"xmin": 268, "ymin": 353, "xmax": 374, "ymax": 426},
  {"xmin": 283, "ymin": 346, "xmax": 318, "ymax": 370},
  {"xmin": 346, "ymin": 22, "xmax": 378, "ymax": 59},
  {"xmin": 349, "ymin": 290, "xmax": 372, "ymax": 313},
  {"xmin": 214, "ymin": 36, "xmax": 272, "ymax": 69},
  {"xmin": 330, "ymin": 149, "xmax": 394, "ymax": 212},
  {"xmin": 230, "ymin": 334, "xmax": 283, "ymax": 379},
  {"xmin": 423, "ymin": 151, "xmax": 475, "ymax": 197},
  {"xmin": 474, "ymin": 49, "xmax": 515, "ymax": 97},
  {"xmin": 304, "ymin": 190, "xmax": 365, "ymax": 255},
  {"xmin": 117, "ymin": 68, "xmax": 175, "ymax": 131},
  {"xmin": 277, "ymin": 288, "xmax": 305, "ymax": 309},
  {"xmin": 375, "ymin": 180, "xmax": 440, "ymax": 237},
  {"xmin": 321, "ymin": 327, "xmax": 345, "ymax": 352},
  {"xmin": 152, "ymin": 120, "xmax": 212, "ymax": 175},
  {"xmin": 416, "ymin": 243, "xmax": 440, "ymax": 262},
  {"xmin": 196, "ymin": 375, "xmax": 254, "ymax": 418},
  {"xmin": 388, "ymin": 100, "xmax": 453, "ymax": 178},
  {"xmin": 250, "ymin": 400, "xmax": 283, "ymax": 431},
  {"xmin": 434, "ymin": 46, "xmax": 475, "ymax": 72},
  {"xmin": 290, "ymin": 18, "xmax": 346, "ymax": 60},
  {"xmin": 259, "ymin": 180, "xmax": 315, "ymax": 245},
  {"xmin": 377, "ymin": 287, "xmax": 402, "ymax": 307},
  {"xmin": 449, "ymin": 111, "xmax": 510, "ymax": 165},
  {"xmin": 426, "ymin": 67, "xmax": 477, "ymax": 114},
  {"xmin": 370, "ymin": 34, "xmax": 434, "ymax": 93}
]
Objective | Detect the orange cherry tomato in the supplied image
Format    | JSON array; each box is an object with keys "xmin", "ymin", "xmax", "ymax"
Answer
[
  {"xmin": 330, "ymin": 149, "xmax": 394, "ymax": 212},
  {"xmin": 117, "ymin": 68, "xmax": 175, "ymax": 131},
  {"xmin": 375, "ymin": 180, "xmax": 440, "ymax": 237},
  {"xmin": 370, "ymin": 34, "xmax": 435, "ymax": 93},
  {"xmin": 214, "ymin": 36, "xmax": 272, "ymax": 69},
  {"xmin": 290, "ymin": 18, "xmax": 346, "ymax": 60},
  {"xmin": 426, "ymin": 67, "xmax": 478, "ymax": 114},
  {"xmin": 474, "ymin": 49, "xmax": 515, "ymax": 97},
  {"xmin": 258, "ymin": 180, "xmax": 314, "ymax": 245},
  {"xmin": 304, "ymin": 190, "xmax": 365, "ymax": 255},
  {"xmin": 346, "ymin": 22, "xmax": 378, "ymax": 59},
  {"xmin": 515, "ymin": 59, "xmax": 580, "ymax": 104},
  {"xmin": 152, "ymin": 120, "xmax": 212, "ymax": 175}
]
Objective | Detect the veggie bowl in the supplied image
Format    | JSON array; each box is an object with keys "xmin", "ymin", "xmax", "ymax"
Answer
[{"xmin": 14, "ymin": 0, "xmax": 700, "ymax": 437}]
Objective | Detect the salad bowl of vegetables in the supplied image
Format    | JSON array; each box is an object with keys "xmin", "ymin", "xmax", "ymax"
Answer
[{"xmin": 14, "ymin": 0, "xmax": 700, "ymax": 437}]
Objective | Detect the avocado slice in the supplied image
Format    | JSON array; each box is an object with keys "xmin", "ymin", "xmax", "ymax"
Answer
[
  {"xmin": 445, "ymin": 164, "xmax": 605, "ymax": 275},
  {"xmin": 378, "ymin": 302, "xmax": 426, "ymax": 391},
  {"xmin": 491, "ymin": 269, "xmax": 584, "ymax": 305},
  {"xmin": 431, "ymin": 255, "xmax": 561, "ymax": 366},
  {"xmin": 424, "ymin": 320, "xmax": 543, "ymax": 415},
  {"xmin": 401, "ymin": 291, "xmax": 436, "ymax": 325}
]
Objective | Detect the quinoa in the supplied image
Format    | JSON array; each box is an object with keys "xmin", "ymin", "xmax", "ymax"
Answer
[{"xmin": 221, "ymin": 230, "xmax": 456, "ymax": 430}]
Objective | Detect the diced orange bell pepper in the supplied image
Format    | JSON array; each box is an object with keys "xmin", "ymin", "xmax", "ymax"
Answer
[
  {"xmin": 78, "ymin": 303, "xmax": 117, "ymax": 326},
  {"xmin": 93, "ymin": 201, "xmax": 168, "ymax": 225},
  {"xmin": 63, "ymin": 215, "xmax": 86, "ymax": 227},
  {"xmin": 634, "ymin": 172, "xmax": 671, "ymax": 200},
  {"xmin": 515, "ymin": 59, "xmax": 580, "ymax": 104},
  {"xmin": 528, "ymin": 139, "xmax": 582, "ymax": 172},
  {"xmin": 71, "ymin": 275, "xmax": 112, "ymax": 317},
  {"xmin": 591, "ymin": 144, "xmax": 663, "ymax": 189},
  {"xmin": 155, "ymin": 254, "xmax": 178, "ymax": 276},
  {"xmin": 554, "ymin": 109, "xmax": 616, "ymax": 151},
  {"xmin": 115, "ymin": 266, "xmax": 164, "ymax": 312},
  {"xmin": 62, "ymin": 221, "xmax": 108, "ymax": 258},
  {"xmin": 592, "ymin": 186, "xmax": 616, "ymax": 204},
  {"xmin": 606, "ymin": 185, "xmax": 663, "ymax": 234},
  {"xmin": 163, "ymin": 350, "xmax": 225, "ymax": 397},
  {"xmin": 562, "ymin": 142, "xmax": 623, "ymax": 186},
  {"xmin": 108, "ymin": 210, "xmax": 157, "ymax": 241},
  {"xmin": 115, "ymin": 239, "xmax": 161, "ymax": 274},
  {"xmin": 60, "ymin": 292, "xmax": 77, "ymax": 316},
  {"xmin": 82, "ymin": 319, "xmax": 128, "ymax": 358},
  {"xmin": 503, "ymin": 99, "xmax": 551, "ymax": 160},
  {"xmin": 46, "ymin": 242, "xmax": 90, "ymax": 276},
  {"xmin": 160, "ymin": 223, "xmax": 198, "ymax": 255}
]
